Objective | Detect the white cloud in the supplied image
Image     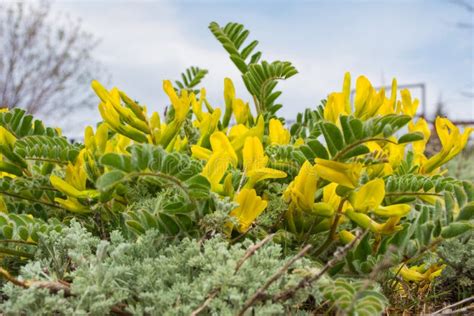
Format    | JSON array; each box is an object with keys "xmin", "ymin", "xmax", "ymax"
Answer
[{"xmin": 46, "ymin": 0, "xmax": 473, "ymax": 138}]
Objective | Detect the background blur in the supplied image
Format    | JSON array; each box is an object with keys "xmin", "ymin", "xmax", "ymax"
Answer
[{"xmin": 2, "ymin": 0, "xmax": 473, "ymax": 137}]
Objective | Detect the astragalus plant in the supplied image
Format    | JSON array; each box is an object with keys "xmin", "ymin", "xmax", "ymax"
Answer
[{"xmin": 0, "ymin": 22, "xmax": 472, "ymax": 315}]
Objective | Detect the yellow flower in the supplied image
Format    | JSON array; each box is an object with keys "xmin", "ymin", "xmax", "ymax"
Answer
[
  {"xmin": 421, "ymin": 117, "xmax": 473, "ymax": 173},
  {"xmin": 191, "ymin": 131, "xmax": 238, "ymax": 166},
  {"xmin": 222, "ymin": 77, "xmax": 235, "ymax": 127},
  {"xmin": 354, "ymin": 76, "xmax": 373, "ymax": 117},
  {"xmin": 242, "ymin": 137, "xmax": 286, "ymax": 188},
  {"xmin": 157, "ymin": 80, "xmax": 194, "ymax": 147},
  {"xmin": 324, "ymin": 92, "xmax": 347, "ymax": 124},
  {"xmin": 345, "ymin": 209, "xmax": 403, "ymax": 235},
  {"xmin": 98, "ymin": 101, "xmax": 148, "ymax": 143},
  {"xmin": 119, "ymin": 90, "xmax": 148, "ymax": 121},
  {"xmin": 365, "ymin": 138, "xmax": 405, "ymax": 176},
  {"xmin": 230, "ymin": 188, "xmax": 268, "ymax": 232},
  {"xmin": 91, "ymin": 80, "xmax": 113, "ymax": 104},
  {"xmin": 269, "ymin": 119, "xmax": 290, "ymax": 145},
  {"xmin": 349, "ymin": 179, "xmax": 385, "ymax": 213},
  {"xmin": 323, "ymin": 72, "xmax": 351, "ymax": 124},
  {"xmin": 354, "ymin": 76, "xmax": 385, "ymax": 119},
  {"xmin": 191, "ymin": 88, "xmax": 206, "ymax": 122},
  {"xmin": 210, "ymin": 132, "xmax": 238, "ymax": 166},
  {"xmin": 294, "ymin": 137, "xmax": 305, "ymax": 147},
  {"xmin": 199, "ymin": 132, "xmax": 242, "ymax": 193},
  {"xmin": 149, "ymin": 112, "xmax": 162, "ymax": 143},
  {"xmin": 377, "ymin": 78, "xmax": 397, "ymax": 115},
  {"xmin": 196, "ymin": 108, "xmax": 221, "ymax": 146},
  {"xmin": 284, "ymin": 161, "xmax": 318, "ymax": 211},
  {"xmin": 398, "ymin": 263, "xmax": 446, "ymax": 283},
  {"xmin": 0, "ymin": 126, "xmax": 17, "ymax": 151},
  {"xmin": 92, "ymin": 81, "xmax": 150, "ymax": 136},
  {"xmin": 323, "ymin": 183, "xmax": 346, "ymax": 211},
  {"xmin": 386, "ymin": 137, "xmax": 406, "ymax": 168},
  {"xmin": 228, "ymin": 124, "xmax": 249, "ymax": 142},
  {"xmin": 201, "ymin": 152, "xmax": 232, "ymax": 193},
  {"xmin": 163, "ymin": 80, "xmax": 191, "ymax": 123},
  {"xmin": 104, "ymin": 134, "xmax": 131, "ymax": 154},
  {"xmin": 54, "ymin": 197, "xmax": 90, "ymax": 213},
  {"xmin": 339, "ymin": 230, "xmax": 356, "ymax": 244},
  {"xmin": 409, "ymin": 119, "xmax": 430, "ymax": 166},
  {"xmin": 84, "ymin": 123, "xmax": 109, "ymax": 155},
  {"xmin": 50, "ymin": 175, "xmax": 98, "ymax": 199},
  {"xmin": 345, "ymin": 178, "xmax": 411, "ymax": 231},
  {"xmin": 233, "ymin": 98, "xmax": 250, "ymax": 125},
  {"xmin": 372, "ymin": 204, "xmax": 411, "ymax": 217},
  {"xmin": 191, "ymin": 146, "xmax": 212, "ymax": 160},
  {"xmin": 243, "ymin": 136, "xmax": 267, "ymax": 172},
  {"xmin": 230, "ymin": 115, "xmax": 265, "ymax": 152},
  {"xmin": 397, "ymin": 89, "xmax": 419, "ymax": 117},
  {"xmin": 169, "ymin": 135, "xmax": 188, "ymax": 152},
  {"xmin": 314, "ymin": 158, "xmax": 362, "ymax": 189}
]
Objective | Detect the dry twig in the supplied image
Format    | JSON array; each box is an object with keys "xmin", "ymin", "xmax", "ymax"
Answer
[
  {"xmin": 274, "ymin": 230, "xmax": 367, "ymax": 302},
  {"xmin": 237, "ymin": 244, "xmax": 312, "ymax": 316},
  {"xmin": 235, "ymin": 234, "xmax": 275, "ymax": 273},
  {"xmin": 431, "ymin": 296, "xmax": 474, "ymax": 315},
  {"xmin": 190, "ymin": 234, "xmax": 275, "ymax": 315}
]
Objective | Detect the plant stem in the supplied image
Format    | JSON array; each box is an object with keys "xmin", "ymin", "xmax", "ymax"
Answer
[
  {"xmin": 334, "ymin": 137, "xmax": 397, "ymax": 161},
  {"xmin": 0, "ymin": 239, "xmax": 37, "ymax": 246},
  {"xmin": 0, "ymin": 190, "xmax": 61, "ymax": 209},
  {"xmin": 312, "ymin": 198, "xmax": 347, "ymax": 256},
  {"xmin": 0, "ymin": 246, "xmax": 34, "ymax": 259},
  {"xmin": 25, "ymin": 157, "xmax": 68, "ymax": 165},
  {"xmin": 237, "ymin": 244, "xmax": 312, "ymax": 315},
  {"xmin": 273, "ymin": 230, "xmax": 367, "ymax": 302},
  {"xmin": 385, "ymin": 192, "xmax": 443, "ymax": 197}
]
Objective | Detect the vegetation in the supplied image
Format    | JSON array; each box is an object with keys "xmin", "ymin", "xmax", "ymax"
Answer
[{"xmin": 0, "ymin": 21, "xmax": 472, "ymax": 315}]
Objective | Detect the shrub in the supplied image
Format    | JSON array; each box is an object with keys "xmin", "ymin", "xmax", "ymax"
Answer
[{"xmin": 0, "ymin": 21, "xmax": 472, "ymax": 314}]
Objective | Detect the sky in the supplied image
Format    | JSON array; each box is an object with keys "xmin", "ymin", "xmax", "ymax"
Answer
[{"xmin": 48, "ymin": 0, "xmax": 473, "ymax": 137}]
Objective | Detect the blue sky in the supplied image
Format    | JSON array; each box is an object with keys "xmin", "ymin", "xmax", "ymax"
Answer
[{"xmin": 53, "ymin": 0, "xmax": 473, "ymax": 136}]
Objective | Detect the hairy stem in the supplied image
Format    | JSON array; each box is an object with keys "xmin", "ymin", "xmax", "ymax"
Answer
[{"xmin": 334, "ymin": 137, "xmax": 397, "ymax": 161}]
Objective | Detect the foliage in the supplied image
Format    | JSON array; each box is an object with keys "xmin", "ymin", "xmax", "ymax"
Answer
[
  {"xmin": 322, "ymin": 278, "xmax": 388, "ymax": 315},
  {"xmin": 174, "ymin": 66, "xmax": 209, "ymax": 95},
  {"xmin": 0, "ymin": 20, "xmax": 472, "ymax": 314},
  {"xmin": 0, "ymin": 222, "xmax": 327, "ymax": 315},
  {"xmin": 209, "ymin": 22, "xmax": 297, "ymax": 119},
  {"xmin": 435, "ymin": 233, "xmax": 474, "ymax": 301}
]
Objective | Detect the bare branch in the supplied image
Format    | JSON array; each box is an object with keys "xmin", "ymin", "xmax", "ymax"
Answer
[
  {"xmin": 432, "ymin": 296, "xmax": 474, "ymax": 315},
  {"xmin": 235, "ymin": 233, "xmax": 275, "ymax": 273},
  {"xmin": 0, "ymin": 0, "xmax": 104, "ymax": 126},
  {"xmin": 273, "ymin": 229, "xmax": 367, "ymax": 302},
  {"xmin": 237, "ymin": 244, "xmax": 312, "ymax": 316},
  {"xmin": 191, "ymin": 234, "xmax": 275, "ymax": 315}
]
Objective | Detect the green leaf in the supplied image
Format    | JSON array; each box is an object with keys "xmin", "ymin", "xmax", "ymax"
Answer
[
  {"xmin": 186, "ymin": 175, "xmax": 210, "ymax": 199},
  {"xmin": 454, "ymin": 185, "xmax": 467, "ymax": 207},
  {"xmin": 321, "ymin": 122, "xmax": 344, "ymax": 157},
  {"xmin": 397, "ymin": 132, "xmax": 424, "ymax": 144},
  {"xmin": 96, "ymin": 170, "xmax": 126, "ymax": 192},
  {"xmin": 307, "ymin": 139, "xmax": 329, "ymax": 160},
  {"xmin": 243, "ymin": 60, "xmax": 297, "ymax": 116},
  {"xmin": 174, "ymin": 66, "xmax": 208, "ymax": 92},
  {"xmin": 441, "ymin": 221, "xmax": 473, "ymax": 239},
  {"xmin": 341, "ymin": 144, "xmax": 370, "ymax": 159},
  {"xmin": 456, "ymin": 202, "xmax": 474, "ymax": 221},
  {"xmin": 101, "ymin": 153, "xmax": 133, "ymax": 172},
  {"xmin": 126, "ymin": 220, "xmax": 146, "ymax": 235}
]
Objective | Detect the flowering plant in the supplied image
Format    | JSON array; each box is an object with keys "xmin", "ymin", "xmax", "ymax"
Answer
[{"xmin": 0, "ymin": 21, "xmax": 472, "ymax": 314}]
